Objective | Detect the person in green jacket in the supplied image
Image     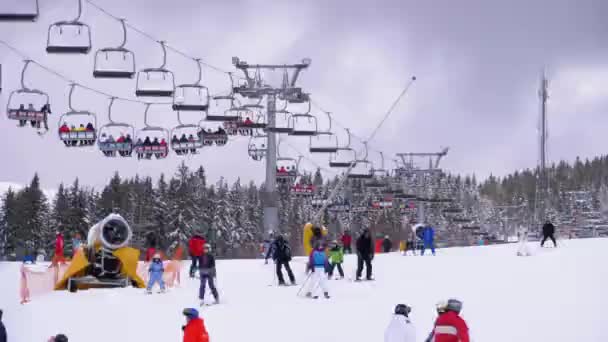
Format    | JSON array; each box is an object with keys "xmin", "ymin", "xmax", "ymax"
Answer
[{"xmin": 328, "ymin": 240, "xmax": 344, "ymax": 279}]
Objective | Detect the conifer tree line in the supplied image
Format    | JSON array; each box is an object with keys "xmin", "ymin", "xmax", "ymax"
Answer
[{"xmin": 1, "ymin": 155, "xmax": 607, "ymax": 260}]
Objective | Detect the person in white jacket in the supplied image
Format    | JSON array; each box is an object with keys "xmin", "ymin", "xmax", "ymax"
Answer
[
  {"xmin": 384, "ymin": 304, "xmax": 416, "ymax": 342},
  {"xmin": 517, "ymin": 225, "xmax": 532, "ymax": 256}
]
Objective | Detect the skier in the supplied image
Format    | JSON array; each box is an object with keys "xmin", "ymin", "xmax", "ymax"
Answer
[
  {"xmin": 415, "ymin": 224, "xmax": 425, "ymax": 253},
  {"xmin": 53, "ymin": 231, "xmax": 65, "ymax": 265},
  {"xmin": 384, "ymin": 304, "xmax": 416, "ymax": 342},
  {"xmin": 429, "ymin": 299, "xmax": 470, "ymax": 342},
  {"xmin": 328, "ymin": 240, "xmax": 344, "ymax": 279},
  {"xmin": 382, "ymin": 235, "xmax": 393, "ymax": 253},
  {"xmin": 147, "ymin": 253, "xmax": 166, "ymax": 294},
  {"xmin": 262, "ymin": 232, "xmax": 274, "ymax": 264},
  {"xmin": 517, "ymin": 226, "xmax": 532, "ymax": 256},
  {"xmin": 199, "ymin": 244, "xmax": 219, "ymax": 305},
  {"xmin": 188, "ymin": 235, "xmax": 206, "ymax": 278},
  {"xmin": 0, "ymin": 309, "xmax": 6, "ymax": 342},
  {"xmin": 182, "ymin": 308, "xmax": 209, "ymax": 342},
  {"xmin": 356, "ymin": 228, "xmax": 374, "ymax": 281},
  {"xmin": 267, "ymin": 235, "xmax": 296, "ymax": 286},
  {"xmin": 305, "ymin": 244, "xmax": 330, "ymax": 299},
  {"xmin": 341, "ymin": 230, "xmax": 353, "ymax": 254},
  {"xmin": 541, "ymin": 220, "xmax": 557, "ymax": 247},
  {"xmin": 424, "ymin": 301, "xmax": 448, "ymax": 342},
  {"xmin": 421, "ymin": 225, "xmax": 435, "ymax": 256}
]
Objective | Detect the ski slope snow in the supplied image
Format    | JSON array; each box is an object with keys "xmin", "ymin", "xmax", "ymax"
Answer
[{"xmin": 1, "ymin": 238, "xmax": 607, "ymax": 342}]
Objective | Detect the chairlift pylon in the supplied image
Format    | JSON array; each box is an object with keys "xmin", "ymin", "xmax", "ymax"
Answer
[
  {"xmin": 98, "ymin": 97, "xmax": 135, "ymax": 158},
  {"xmin": 58, "ymin": 84, "xmax": 97, "ymax": 147},
  {"xmin": 93, "ymin": 19, "xmax": 136, "ymax": 79},
  {"xmin": 173, "ymin": 58, "xmax": 210, "ymax": 111},
  {"xmin": 46, "ymin": 0, "xmax": 91, "ymax": 54},
  {"xmin": 6, "ymin": 60, "xmax": 51, "ymax": 132},
  {"xmin": 135, "ymin": 41, "xmax": 175, "ymax": 97},
  {"xmin": 0, "ymin": 0, "xmax": 39, "ymax": 21}
]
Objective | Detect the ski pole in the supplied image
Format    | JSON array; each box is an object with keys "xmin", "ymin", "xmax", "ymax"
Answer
[{"xmin": 296, "ymin": 272, "xmax": 312, "ymax": 297}]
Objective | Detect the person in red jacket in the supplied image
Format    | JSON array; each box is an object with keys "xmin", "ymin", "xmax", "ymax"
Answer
[
  {"xmin": 430, "ymin": 299, "xmax": 469, "ymax": 342},
  {"xmin": 52, "ymin": 231, "xmax": 66, "ymax": 265},
  {"xmin": 188, "ymin": 235, "xmax": 206, "ymax": 278},
  {"xmin": 341, "ymin": 230, "xmax": 352, "ymax": 254},
  {"xmin": 182, "ymin": 308, "xmax": 209, "ymax": 342}
]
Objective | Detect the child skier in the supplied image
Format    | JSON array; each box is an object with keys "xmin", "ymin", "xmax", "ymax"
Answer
[
  {"xmin": 384, "ymin": 304, "xmax": 416, "ymax": 342},
  {"xmin": 199, "ymin": 244, "xmax": 219, "ymax": 305},
  {"xmin": 328, "ymin": 240, "xmax": 344, "ymax": 279},
  {"xmin": 147, "ymin": 253, "xmax": 166, "ymax": 294},
  {"xmin": 305, "ymin": 245, "xmax": 330, "ymax": 299}
]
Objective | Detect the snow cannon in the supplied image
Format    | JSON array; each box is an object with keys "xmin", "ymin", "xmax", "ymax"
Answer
[{"xmin": 55, "ymin": 213, "xmax": 144, "ymax": 292}]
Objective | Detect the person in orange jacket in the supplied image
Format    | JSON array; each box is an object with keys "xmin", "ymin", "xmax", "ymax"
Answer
[{"xmin": 182, "ymin": 308, "xmax": 209, "ymax": 342}]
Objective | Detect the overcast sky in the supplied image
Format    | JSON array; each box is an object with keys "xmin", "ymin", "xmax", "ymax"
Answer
[{"xmin": 0, "ymin": 0, "xmax": 607, "ymax": 191}]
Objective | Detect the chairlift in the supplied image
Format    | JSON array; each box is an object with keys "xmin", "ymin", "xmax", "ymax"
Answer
[
  {"xmin": 46, "ymin": 0, "xmax": 91, "ymax": 54},
  {"xmin": 173, "ymin": 58, "xmax": 210, "ymax": 111},
  {"xmin": 276, "ymin": 141, "xmax": 300, "ymax": 183},
  {"xmin": 288, "ymin": 114, "xmax": 318, "ymax": 136},
  {"xmin": 170, "ymin": 111, "xmax": 204, "ymax": 155},
  {"xmin": 0, "ymin": 0, "xmax": 39, "ymax": 21},
  {"xmin": 134, "ymin": 104, "xmax": 170, "ymax": 160},
  {"xmin": 135, "ymin": 41, "xmax": 175, "ymax": 97},
  {"xmin": 291, "ymin": 182, "xmax": 315, "ymax": 196},
  {"xmin": 365, "ymin": 152, "xmax": 390, "ymax": 188},
  {"xmin": 309, "ymin": 112, "xmax": 338, "ymax": 153},
  {"xmin": 93, "ymin": 19, "xmax": 135, "ymax": 79},
  {"xmin": 329, "ymin": 149, "xmax": 357, "ymax": 168},
  {"xmin": 265, "ymin": 111, "xmax": 293, "ymax": 134},
  {"xmin": 97, "ymin": 98, "xmax": 134, "ymax": 158},
  {"xmin": 6, "ymin": 60, "xmax": 51, "ymax": 132},
  {"xmin": 236, "ymin": 111, "xmax": 266, "ymax": 136},
  {"xmin": 58, "ymin": 84, "xmax": 97, "ymax": 147},
  {"xmin": 248, "ymin": 134, "xmax": 266, "ymax": 161},
  {"xmin": 198, "ymin": 122, "xmax": 228, "ymax": 146},
  {"xmin": 348, "ymin": 142, "xmax": 373, "ymax": 179}
]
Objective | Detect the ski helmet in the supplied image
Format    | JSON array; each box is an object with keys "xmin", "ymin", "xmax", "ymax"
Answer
[
  {"xmin": 436, "ymin": 300, "xmax": 448, "ymax": 313},
  {"xmin": 54, "ymin": 334, "xmax": 68, "ymax": 342},
  {"xmin": 183, "ymin": 308, "xmax": 199, "ymax": 318},
  {"xmin": 446, "ymin": 299, "xmax": 463, "ymax": 313},
  {"xmin": 204, "ymin": 243, "xmax": 211, "ymax": 251},
  {"xmin": 394, "ymin": 304, "xmax": 411, "ymax": 316}
]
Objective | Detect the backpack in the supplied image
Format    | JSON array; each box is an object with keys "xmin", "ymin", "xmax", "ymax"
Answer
[{"xmin": 278, "ymin": 241, "xmax": 291, "ymax": 260}]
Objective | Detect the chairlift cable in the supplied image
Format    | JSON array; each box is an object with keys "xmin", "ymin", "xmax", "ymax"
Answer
[{"xmin": 83, "ymin": 0, "xmax": 230, "ymax": 74}]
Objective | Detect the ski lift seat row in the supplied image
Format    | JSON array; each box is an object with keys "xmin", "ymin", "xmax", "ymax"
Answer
[
  {"xmin": 6, "ymin": 88, "xmax": 51, "ymax": 122},
  {"xmin": 135, "ymin": 145, "xmax": 169, "ymax": 158},
  {"xmin": 94, "ymin": 48, "xmax": 136, "ymax": 79},
  {"xmin": 46, "ymin": 21, "xmax": 92, "ymax": 54},
  {"xmin": 0, "ymin": 0, "xmax": 39, "ymax": 21}
]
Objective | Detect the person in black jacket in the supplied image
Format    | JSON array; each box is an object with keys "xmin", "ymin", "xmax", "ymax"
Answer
[
  {"xmin": 0, "ymin": 309, "xmax": 7, "ymax": 342},
  {"xmin": 541, "ymin": 220, "xmax": 557, "ymax": 247},
  {"xmin": 198, "ymin": 244, "xmax": 219, "ymax": 305},
  {"xmin": 266, "ymin": 235, "xmax": 296, "ymax": 285},
  {"xmin": 382, "ymin": 235, "xmax": 393, "ymax": 253},
  {"xmin": 356, "ymin": 229, "xmax": 374, "ymax": 281}
]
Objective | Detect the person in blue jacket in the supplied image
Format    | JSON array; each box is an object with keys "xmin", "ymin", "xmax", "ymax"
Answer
[
  {"xmin": 147, "ymin": 253, "xmax": 166, "ymax": 294},
  {"xmin": 421, "ymin": 226, "xmax": 435, "ymax": 256},
  {"xmin": 305, "ymin": 245, "xmax": 330, "ymax": 299}
]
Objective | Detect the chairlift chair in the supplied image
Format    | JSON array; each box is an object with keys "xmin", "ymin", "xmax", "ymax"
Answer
[
  {"xmin": 6, "ymin": 61, "xmax": 51, "ymax": 130},
  {"xmin": 135, "ymin": 126, "xmax": 170, "ymax": 159},
  {"xmin": 329, "ymin": 149, "xmax": 357, "ymax": 168},
  {"xmin": 135, "ymin": 41, "xmax": 174, "ymax": 97},
  {"xmin": 97, "ymin": 98, "xmax": 134, "ymax": 157},
  {"xmin": 93, "ymin": 19, "xmax": 135, "ymax": 79},
  {"xmin": 348, "ymin": 160, "xmax": 374, "ymax": 179},
  {"xmin": 171, "ymin": 124, "xmax": 203, "ymax": 155},
  {"xmin": 365, "ymin": 152, "xmax": 389, "ymax": 188},
  {"xmin": 58, "ymin": 84, "xmax": 97, "ymax": 147},
  {"xmin": 265, "ymin": 111, "xmax": 293, "ymax": 134},
  {"xmin": 276, "ymin": 157, "xmax": 299, "ymax": 183},
  {"xmin": 198, "ymin": 123, "xmax": 228, "ymax": 146},
  {"xmin": 248, "ymin": 135, "xmax": 266, "ymax": 161},
  {"xmin": 206, "ymin": 105, "xmax": 241, "ymax": 122},
  {"xmin": 173, "ymin": 59, "xmax": 210, "ymax": 111},
  {"xmin": 46, "ymin": 0, "xmax": 91, "ymax": 54},
  {"xmin": 0, "ymin": 0, "xmax": 39, "ymax": 21},
  {"xmin": 288, "ymin": 114, "xmax": 318, "ymax": 136}
]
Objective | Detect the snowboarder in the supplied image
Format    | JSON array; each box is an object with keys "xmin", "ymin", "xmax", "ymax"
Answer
[
  {"xmin": 429, "ymin": 299, "xmax": 470, "ymax": 342},
  {"xmin": 382, "ymin": 235, "xmax": 393, "ymax": 253},
  {"xmin": 384, "ymin": 304, "xmax": 416, "ymax": 342},
  {"xmin": 182, "ymin": 308, "xmax": 209, "ymax": 342},
  {"xmin": 267, "ymin": 235, "xmax": 296, "ymax": 286},
  {"xmin": 198, "ymin": 244, "xmax": 219, "ymax": 305},
  {"xmin": 541, "ymin": 220, "xmax": 557, "ymax": 247},
  {"xmin": 147, "ymin": 253, "xmax": 166, "ymax": 294},
  {"xmin": 341, "ymin": 230, "xmax": 353, "ymax": 254},
  {"xmin": 0, "ymin": 310, "xmax": 6, "ymax": 342},
  {"xmin": 356, "ymin": 228, "xmax": 374, "ymax": 281},
  {"xmin": 188, "ymin": 235, "xmax": 206, "ymax": 278},
  {"xmin": 328, "ymin": 240, "xmax": 344, "ymax": 279},
  {"xmin": 305, "ymin": 245, "xmax": 330, "ymax": 299},
  {"xmin": 421, "ymin": 226, "xmax": 435, "ymax": 256}
]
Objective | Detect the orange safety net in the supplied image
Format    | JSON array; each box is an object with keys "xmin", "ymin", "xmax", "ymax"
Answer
[{"xmin": 20, "ymin": 246, "xmax": 184, "ymax": 303}]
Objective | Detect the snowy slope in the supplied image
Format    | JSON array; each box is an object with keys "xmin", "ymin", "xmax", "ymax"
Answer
[{"xmin": 1, "ymin": 239, "xmax": 608, "ymax": 342}]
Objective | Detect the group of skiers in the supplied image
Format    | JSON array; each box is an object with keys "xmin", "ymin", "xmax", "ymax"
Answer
[{"xmin": 385, "ymin": 299, "xmax": 470, "ymax": 342}]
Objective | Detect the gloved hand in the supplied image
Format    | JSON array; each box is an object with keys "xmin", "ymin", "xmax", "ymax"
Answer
[{"xmin": 181, "ymin": 325, "xmax": 185, "ymax": 331}]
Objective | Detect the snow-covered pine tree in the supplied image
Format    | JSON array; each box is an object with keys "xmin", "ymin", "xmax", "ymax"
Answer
[
  {"xmin": 0, "ymin": 187, "xmax": 18, "ymax": 258},
  {"xmin": 17, "ymin": 174, "xmax": 51, "ymax": 254}
]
